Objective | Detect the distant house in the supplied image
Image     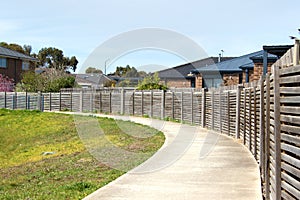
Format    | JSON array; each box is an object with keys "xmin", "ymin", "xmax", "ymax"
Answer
[
  {"xmin": 156, "ymin": 57, "xmax": 235, "ymax": 88},
  {"xmin": 75, "ymin": 74, "xmax": 114, "ymax": 89},
  {"xmin": 191, "ymin": 46, "xmax": 292, "ymax": 88},
  {"xmin": 0, "ymin": 46, "xmax": 38, "ymax": 83}
]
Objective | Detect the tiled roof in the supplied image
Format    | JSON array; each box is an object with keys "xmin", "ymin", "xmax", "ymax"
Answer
[
  {"xmin": 0, "ymin": 46, "xmax": 38, "ymax": 61},
  {"xmin": 192, "ymin": 51, "xmax": 278, "ymax": 73},
  {"xmin": 157, "ymin": 57, "xmax": 235, "ymax": 78},
  {"xmin": 75, "ymin": 74, "xmax": 112, "ymax": 85}
]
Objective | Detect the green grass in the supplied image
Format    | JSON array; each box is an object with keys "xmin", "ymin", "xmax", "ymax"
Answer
[{"xmin": 0, "ymin": 109, "xmax": 165, "ymax": 200}]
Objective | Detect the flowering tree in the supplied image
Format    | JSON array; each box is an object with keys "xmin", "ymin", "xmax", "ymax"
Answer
[{"xmin": 0, "ymin": 74, "xmax": 14, "ymax": 92}]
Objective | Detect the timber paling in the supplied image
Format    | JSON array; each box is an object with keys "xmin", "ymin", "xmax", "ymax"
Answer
[{"xmin": 1, "ymin": 46, "xmax": 300, "ymax": 200}]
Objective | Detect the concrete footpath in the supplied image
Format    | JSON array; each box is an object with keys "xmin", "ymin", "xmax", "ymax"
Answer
[{"xmin": 65, "ymin": 113, "xmax": 262, "ymax": 200}]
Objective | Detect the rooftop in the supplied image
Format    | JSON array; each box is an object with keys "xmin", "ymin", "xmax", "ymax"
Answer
[
  {"xmin": 0, "ymin": 46, "xmax": 38, "ymax": 61},
  {"xmin": 75, "ymin": 74, "xmax": 112, "ymax": 85},
  {"xmin": 157, "ymin": 57, "xmax": 236, "ymax": 78},
  {"xmin": 192, "ymin": 50, "xmax": 278, "ymax": 73}
]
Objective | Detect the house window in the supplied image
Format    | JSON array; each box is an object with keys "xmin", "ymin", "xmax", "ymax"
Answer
[
  {"xmin": 0, "ymin": 57, "xmax": 7, "ymax": 68},
  {"xmin": 203, "ymin": 74, "xmax": 223, "ymax": 88},
  {"xmin": 22, "ymin": 61, "xmax": 30, "ymax": 70}
]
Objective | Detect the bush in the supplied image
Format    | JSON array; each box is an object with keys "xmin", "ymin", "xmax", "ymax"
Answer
[
  {"xmin": 0, "ymin": 74, "xmax": 14, "ymax": 92},
  {"xmin": 136, "ymin": 72, "xmax": 167, "ymax": 90},
  {"xmin": 17, "ymin": 69, "xmax": 76, "ymax": 92}
]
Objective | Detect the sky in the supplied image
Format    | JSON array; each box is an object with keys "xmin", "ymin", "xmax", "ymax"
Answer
[{"xmin": 0, "ymin": 0, "xmax": 299, "ymax": 74}]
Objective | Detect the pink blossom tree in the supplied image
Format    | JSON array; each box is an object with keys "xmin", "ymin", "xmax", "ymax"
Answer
[{"xmin": 0, "ymin": 74, "xmax": 14, "ymax": 92}]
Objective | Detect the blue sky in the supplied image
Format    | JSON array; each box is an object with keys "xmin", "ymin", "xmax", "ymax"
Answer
[{"xmin": 0, "ymin": 0, "xmax": 299, "ymax": 73}]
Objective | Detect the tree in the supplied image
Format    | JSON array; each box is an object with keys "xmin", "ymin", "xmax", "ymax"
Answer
[
  {"xmin": 110, "ymin": 65, "xmax": 147, "ymax": 77},
  {"xmin": 137, "ymin": 72, "xmax": 167, "ymax": 90},
  {"xmin": 85, "ymin": 67, "xmax": 103, "ymax": 74},
  {"xmin": 23, "ymin": 45, "xmax": 32, "ymax": 55},
  {"xmin": 0, "ymin": 42, "xmax": 26, "ymax": 54},
  {"xmin": 38, "ymin": 47, "xmax": 78, "ymax": 72}
]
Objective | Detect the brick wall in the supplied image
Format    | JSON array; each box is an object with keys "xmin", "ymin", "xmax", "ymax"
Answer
[
  {"xmin": 251, "ymin": 62, "xmax": 272, "ymax": 82},
  {"xmin": 163, "ymin": 79, "xmax": 191, "ymax": 88},
  {"xmin": 0, "ymin": 58, "xmax": 35, "ymax": 83},
  {"xmin": 195, "ymin": 74, "xmax": 203, "ymax": 88},
  {"xmin": 223, "ymin": 73, "xmax": 240, "ymax": 86}
]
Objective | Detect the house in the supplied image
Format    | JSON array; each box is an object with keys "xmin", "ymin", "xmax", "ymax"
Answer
[
  {"xmin": 191, "ymin": 46, "xmax": 292, "ymax": 88},
  {"xmin": 75, "ymin": 74, "xmax": 114, "ymax": 89},
  {"xmin": 156, "ymin": 56, "xmax": 235, "ymax": 88},
  {"xmin": 0, "ymin": 46, "xmax": 38, "ymax": 83}
]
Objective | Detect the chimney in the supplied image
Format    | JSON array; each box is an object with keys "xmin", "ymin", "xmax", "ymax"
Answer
[{"xmin": 218, "ymin": 53, "xmax": 221, "ymax": 63}]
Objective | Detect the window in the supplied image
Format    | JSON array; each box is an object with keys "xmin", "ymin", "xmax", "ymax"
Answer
[
  {"xmin": 0, "ymin": 57, "xmax": 7, "ymax": 68},
  {"xmin": 22, "ymin": 61, "xmax": 30, "ymax": 70},
  {"xmin": 203, "ymin": 74, "xmax": 223, "ymax": 88}
]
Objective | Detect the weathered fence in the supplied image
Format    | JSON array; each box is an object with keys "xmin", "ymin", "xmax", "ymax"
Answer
[{"xmin": 1, "ymin": 44, "xmax": 300, "ymax": 200}]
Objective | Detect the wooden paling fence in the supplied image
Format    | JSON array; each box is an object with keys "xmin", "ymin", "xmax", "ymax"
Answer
[{"xmin": 1, "ymin": 48, "xmax": 300, "ymax": 200}]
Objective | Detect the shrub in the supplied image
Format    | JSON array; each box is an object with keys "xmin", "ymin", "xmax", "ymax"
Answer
[
  {"xmin": 0, "ymin": 74, "xmax": 14, "ymax": 92},
  {"xmin": 136, "ymin": 72, "xmax": 167, "ymax": 91},
  {"xmin": 17, "ymin": 69, "xmax": 76, "ymax": 92}
]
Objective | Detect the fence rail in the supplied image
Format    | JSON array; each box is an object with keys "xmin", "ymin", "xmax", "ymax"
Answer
[{"xmin": 1, "ymin": 46, "xmax": 300, "ymax": 200}]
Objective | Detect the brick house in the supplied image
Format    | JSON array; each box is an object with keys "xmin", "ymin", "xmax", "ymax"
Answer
[
  {"xmin": 0, "ymin": 46, "xmax": 38, "ymax": 83},
  {"xmin": 156, "ymin": 57, "xmax": 235, "ymax": 88},
  {"xmin": 191, "ymin": 48, "xmax": 291, "ymax": 88}
]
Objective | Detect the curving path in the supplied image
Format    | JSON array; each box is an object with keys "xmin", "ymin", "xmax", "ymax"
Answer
[{"xmin": 61, "ymin": 112, "xmax": 262, "ymax": 200}]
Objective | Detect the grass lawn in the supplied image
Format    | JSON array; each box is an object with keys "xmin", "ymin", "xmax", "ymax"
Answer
[{"xmin": 0, "ymin": 109, "xmax": 165, "ymax": 200}]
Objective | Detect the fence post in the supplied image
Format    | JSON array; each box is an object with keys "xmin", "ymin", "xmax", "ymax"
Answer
[
  {"xmin": 172, "ymin": 92, "xmax": 175, "ymax": 119},
  {"xmin": 249, "ymin": 88, "xmax": 252, "ymax": 151},
  {"xmin": 79, "ymin": 91, "xmax": 83, "ymax": 112},
  {"xmin": 37, "ymin": 91, "xmax": 41, "ymax": 111},
  {"xmin": 181, "ymin": 92, "xmax": 184, "ymax": 122},
  {"xmin": 161, "ymin": 90, "xmax": 165, "ymax": 120},
  {"xmin": 227, "ymin": 91, "xmax": 230, "ymax": 136},
  {"xmin": 141, "ymin": 91, "xmax": 144, "ymax": 116},
  {"xmin": 4, "ymin": 92, "xmax": 7, "ymax": 109},
  {"xmin": 12, "ymin": 92, "xmax": 16, "ymax": 110},
  {"xmin": 15, "ymin": 92, "xmax": 18, "ymax": 109},
  {"xmin": 90, "ymin": 92, "xmax": 93, "ymax": 112},
  {"xmin": 201, "ymin": 88, "xmax": 207, "ymax": 127},
  {"xmin": 253, "ymin": 87, "xmax": 257, "ymax": 159},
  {"xmin": 59, "ymin": 91, "xmax": 62, "ymax": 111},
  {"xmin": 41, "ymin": 94, "xmax": 44, "ymax": 111},
  {"xmin": 49, "ymin": 93, "xmax": 52, "ymax": 111},
  {"xmin": 273, "ymin": 65, "xmax": 282, "ymax": 200},
  {"xmin": 219, "ymin": 90, "xmax": 222, "ymax": 133},
  {"xmin": 150, "ymin": 90, "xmax": 153, "ymax": 118},
  {"xmin": 25, "ymin": 92, "xmax": 28, "ymax": 110},
  {"xmin": 132, "ymin": 91, "xmax": 135, "ymax": 115},
  {"xmin": 265, "ymin": 74, "xmax": 271, "ymax": 200},
  {"xmin": 70, "ymin": 92, "xmax": 73, "ymax": 112},
  {"xmin": 191, "ymin": 91, "xmax": 194, "ymax": 124},
  {"xmin": 121, "ymin": 88, "xmax": 125, "ymax": 115},
  {"xmin": 99, "ymin": 91, "xmax": 102, "ymax": 113},
  {"xmin": 259, "ymin": 77, "xmax": 265, "ymax": 180},
  {"xmin": 28, "ymin": 95, "xmax": 30, "ymax": 110},
  {"xmin": 243, "ymin": 88, "xmax": 247, "ymax": 145},
  {"xmin": 109, "ymin": 92, "xmax": 112, "ymax": 114},
  {"xmin": 211, "ymin": 90, "xmax": 215, "ymax": 130},
  {"xmin": 235, "ymin": 84, "xmax": 243, "ymax": 139},
  {"xmin": 293, "ymin": 39, "xmax": 300, "ymax": 66}
]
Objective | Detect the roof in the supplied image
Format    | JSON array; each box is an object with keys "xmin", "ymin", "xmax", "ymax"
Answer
[
  {"xmin": 192, "ymin": 50, "xmax": 278, "ymax": 73},
  {"xmin": 157, "ymin": 57, "xmax": 236, "ymax": 78},
  {"xmin": 75, "ymin": 74, "xmax": 113, "ymax": 85},
  {"xmin": 0, "ymin": 46, "xmax": 38, "ymax": 61},
  {"xmin": 263, "ymin": 45, "xmax": 293, "ymax": 57}
]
